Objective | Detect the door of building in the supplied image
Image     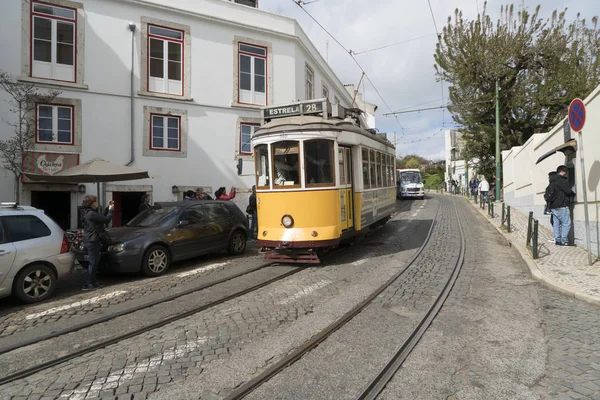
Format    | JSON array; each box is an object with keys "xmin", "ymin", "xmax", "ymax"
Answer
[
  {"xmin": 112, "ymin": 192, "xmax": 147, "ymax": 227},
  {"xmin": 31, "ymin": 191, "xmax": 71, "ymax": 231}
]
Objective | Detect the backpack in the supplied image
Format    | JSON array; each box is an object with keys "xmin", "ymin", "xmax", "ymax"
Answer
[{"xmin": 544, "ymin": 181, "xmax": 557, "ymax": 203}]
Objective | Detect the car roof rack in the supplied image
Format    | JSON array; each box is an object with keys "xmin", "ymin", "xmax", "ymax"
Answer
[{"xmin": 0, "ymin": 203, "xmax": 39, "ymax": 211}]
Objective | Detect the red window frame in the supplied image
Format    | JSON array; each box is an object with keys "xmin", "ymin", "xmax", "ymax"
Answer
[
  {"xmin": 237, "ymin": 42, "xmax": 268, "ymax": 106},
  {"xmin": 147, "ymin": 24, "xmax": 185, "ymax": 97},
  {"xmin": 240, "ymin": 123, "xmax": 259, "ymax": 155},
  {"xmin": 149, "ymin": 113, "xmax": 182, "ymax": 152},
  {"xmin": 34, "ymin": 103, "xmax": 75, "ymax": 146},
  {"xmin": 30, "ymin": 0, "xmax": 78, "ymax": 83}
]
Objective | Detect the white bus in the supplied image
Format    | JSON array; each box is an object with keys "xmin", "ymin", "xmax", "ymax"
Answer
[{"xmin": 396, "ymin": 168, "xmax": 425, "ymax": 200}]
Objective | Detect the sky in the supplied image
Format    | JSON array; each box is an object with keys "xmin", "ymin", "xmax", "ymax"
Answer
[{"xmin": 258, "ymin": 0, "xmax": 600, "ymax": 160}]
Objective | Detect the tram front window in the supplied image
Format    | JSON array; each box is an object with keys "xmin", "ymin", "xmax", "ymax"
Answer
[
  {"xmin": 305, "ymin": 139, "xmax": 334, "ymax": 187},
  {"xmin": 273, "ymin": 141, "xmax": 300, "ymax": 187},
  {"xmin": 255, "ymin": 144, "xmax": 270, "ymax": 188}
]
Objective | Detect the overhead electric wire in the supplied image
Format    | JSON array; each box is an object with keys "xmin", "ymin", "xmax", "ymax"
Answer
[
  {"xmin": 351, "ymin": 34, "xmax": 436, "ymax": 55},
  {"xmin": 426, "ymin": 0, "xmax": 448, "ymax": 131},
  {"xmin": 291, "ymin": 0, "xmax": 405, "ymax": 133}
]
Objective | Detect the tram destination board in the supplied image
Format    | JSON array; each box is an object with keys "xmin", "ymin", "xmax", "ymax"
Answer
[{"xmin": 264, "ymin": 100, "xmax": 324, "ymax": 119}]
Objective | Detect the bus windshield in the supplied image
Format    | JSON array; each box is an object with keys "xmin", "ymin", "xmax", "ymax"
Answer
[{"xmin": 400, "ymin": 171, "xmax": 421, "ymax": 184}]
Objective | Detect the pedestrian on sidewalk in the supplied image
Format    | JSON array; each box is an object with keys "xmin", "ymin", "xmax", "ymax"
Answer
[
  {"xmin": 478, "ymin": 177, "xmax": 490, "ymax": 202},
  {"xmin": 548, "ymin": 165, "xmax": 575, "ymax": 246},
  {"xmin": 247, "ymin": 185, "xmax": 257, "ymax": 240},
  {"xmin": 543, "ymin": 172, "xmax": 557, "ymax": 227}
]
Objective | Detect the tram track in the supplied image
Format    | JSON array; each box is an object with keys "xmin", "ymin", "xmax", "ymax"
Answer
[
  {"xmin": 0, "ymin": 199, "xmax": 418, "ymax": 389},
  {"xmin": 221, "ymin": 197, "xmax": 464, "ymax": 400}
]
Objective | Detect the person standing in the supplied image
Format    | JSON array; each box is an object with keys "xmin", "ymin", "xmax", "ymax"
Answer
[
  {"xmin": 82, "ymin": 195, "xmax": 113, "ymax": 291},
  {"xmin": 248, "ymin": 185, "xmax": 257, "ymax": 240},
  {"xmin": 138, "ymin": 194, "xmax": 151, "ymax": 214},
  {"xmin": 549, "ymin": 165, "xmax": 575, "ymax": 246},
  {"xmin": 478, "ymin": 177, "xmax": 490, "ymax": 202},
  {"xmin": 470, "ymin": 177, "xmax": 479, "ymax": 201},
  {"xmin": 215, "ymin": 186, "xmax": 236, "ymax": 200}
]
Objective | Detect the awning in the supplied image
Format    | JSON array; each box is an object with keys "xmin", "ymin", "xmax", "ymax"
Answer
[{"xmin": 535, "ymin": 139, "xmax": 577, "ymax": 164}]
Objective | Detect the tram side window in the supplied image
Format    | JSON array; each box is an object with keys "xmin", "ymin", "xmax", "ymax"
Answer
[
  {"xmin": 273, "ymin": 141, "xmax": 300, "ymax": 187},
  {"xmin": 370, "ymin": 150, "xmax": 377, "ymax": 188},
  {"xmin": 376, "ymin": 152, "xmax": 383, "ymax": 188},
  {"xmin": 305, "ymin": 140, "xmax": 334, "ymax": 187},
  {"xmin": 383, "ymin": 153, "xmax": 388, "ymax": 187},
  {"xmin": 388, "ymin": 155, "xmax": 394, "ymax": 186},
  {"xmin": 362, "ymin": 148, "xmax": 370, "ymax": 189},
  {"xmin": 255, "ymin": 144, "xmax": 270, "ymax": 189}
]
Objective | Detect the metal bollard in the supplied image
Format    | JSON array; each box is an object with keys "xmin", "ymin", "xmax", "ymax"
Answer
[
  {"xmin": 532, "ymin": 219, "xmax": 539, "ymax": 259},
  {"xmin": 501, "ymin": 203, "xmax": 506, "ymax": 226},
  {"xmin": 526, "ymin": 211, "xmax": 533, "ymax": 247},
  {"xmin": 490, "ymin": 201, "xmax": 494, "ymax": 217},
  {"xmin": 507, "ymin": 206, "xmax": 511, "ymax": 233}
]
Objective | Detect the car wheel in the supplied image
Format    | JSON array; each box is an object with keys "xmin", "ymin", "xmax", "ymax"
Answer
[
  {"xmin": 228, "ymin": 229, "xmax": 247, "ymax": 255},
  {"xmin": 142, "ymin": 245, "xmax": 170, "ymax": 277},
  {"xmin": 14, "ymin": 264, "xmax": 56, "ymax": 304}
]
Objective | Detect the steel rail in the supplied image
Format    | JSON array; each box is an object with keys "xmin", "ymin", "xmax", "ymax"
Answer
[
  {"xmin": 0, "ymin": 262, "xmax": 274, "ymax": 356},
  {"xmin": 223, "ymin": 201, "xmax": 442, "ymax": 400},
  {"xmin": 0, "ymin": 265, "xmax": 304, "ymax": 386},
  {"xmin": 355, "ymin": 199, "xmax": 466, "ymax": 400},
  {"xmin": 0, "ymin": 201, "xmax": 412, "ymax": 387}
]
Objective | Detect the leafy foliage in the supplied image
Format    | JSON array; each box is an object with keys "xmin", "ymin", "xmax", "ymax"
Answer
[
  {"xmin": 0, "ymin": 71, "xmax": 60, "ymax": 202},
  {"xmin": 434, "ymin": 3, "xmax": 600, "ymax": 178}
]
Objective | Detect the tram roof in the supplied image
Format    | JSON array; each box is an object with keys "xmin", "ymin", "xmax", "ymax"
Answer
[{"xmin": 254, "ymin": 115, "xmax": 394, "ymax": 148}]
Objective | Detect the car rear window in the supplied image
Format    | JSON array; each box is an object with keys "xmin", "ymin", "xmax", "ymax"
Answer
[{"xmin": 1, "ymin": 215, "xmax": 52, "ymax": 243}]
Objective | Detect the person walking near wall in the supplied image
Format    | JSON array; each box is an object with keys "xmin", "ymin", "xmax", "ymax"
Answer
[
  {"xmin": 548, "ymin": 165, "xmax": 576, "ymax": 246},
  {"xmin": 82, "ymin": 195, "xmax": 113, "ymax": 291},
  {"xmin": 478, "ymin": 177, "xmax": 490, "ymax": 202},
  {"xmin": 138, "ymin": 194, "xmax": 151, "ymax": 214}
]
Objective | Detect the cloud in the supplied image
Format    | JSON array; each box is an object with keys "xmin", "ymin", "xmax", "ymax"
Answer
[{"xmin": 259, "ymin": 0, "xmax": 600, "ymax": 160}]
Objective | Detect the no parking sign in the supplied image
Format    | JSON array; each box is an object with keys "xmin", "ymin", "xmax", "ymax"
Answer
[{"xmin": 568, "ymin": 98, "xmax": 586, "ymax": 132}]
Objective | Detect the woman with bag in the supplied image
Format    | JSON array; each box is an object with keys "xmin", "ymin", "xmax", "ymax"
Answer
[{"xmin": 81, "ymin": 195, "xmax": 113, "ymax": 291}]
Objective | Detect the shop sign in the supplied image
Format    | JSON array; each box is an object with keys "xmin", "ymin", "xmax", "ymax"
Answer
[{"xmin": 22, "ymin": 152, "xmax": 79, "ymax": 183}]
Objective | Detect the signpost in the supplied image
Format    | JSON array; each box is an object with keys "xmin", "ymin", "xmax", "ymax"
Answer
[{"xmin": 568, "ymin": 98, "xmax": 592, "ymax": 265}]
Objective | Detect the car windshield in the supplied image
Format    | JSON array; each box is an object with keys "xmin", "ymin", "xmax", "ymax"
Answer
[
  {"xmin": 127, "ymin": 206, "xmax": 179, "ymax": 227},
  {"xmin": 401, "ymin": 172, "xmax": 421, "ymax": 184}
]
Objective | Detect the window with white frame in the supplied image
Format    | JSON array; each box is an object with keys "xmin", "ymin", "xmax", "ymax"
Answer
[
  {"xmin": 305, "ymin": 65, "xmax": 314, "ymax": 100},
  {"xmin": 37, "ymin": 104, "xmax": 73, "ymax": 144},
  {"xmin": 322, "ymin": 85, "xmax": 329, "ymax": 100},
  {"xmin": 240, "ymin": 124, "xmax": 258, "ymax": 155},
  {"xmin": 150, "ymin": 115, "xmax": 180, "ymax": 151},
  {"xmin": 148, "ymin": 25, "xmax": 183, "ymax": 96},
  {"xmin": 31, "ymin": 2, "xmax": 76, "ymax": 82},
  {"xmin": 238, "ymin": 44, "xmax": 267, "ymax": 105}
]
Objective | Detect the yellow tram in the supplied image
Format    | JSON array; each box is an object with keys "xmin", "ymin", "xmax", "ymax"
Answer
[{"xmin": 252, "ymin": 98, "xmax": 397, "ymax": 263}]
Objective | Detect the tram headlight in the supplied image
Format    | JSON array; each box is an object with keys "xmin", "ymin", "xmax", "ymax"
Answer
[{"xmin": 281, "ymin": 214, "xmax": 294, "ymax": 228}]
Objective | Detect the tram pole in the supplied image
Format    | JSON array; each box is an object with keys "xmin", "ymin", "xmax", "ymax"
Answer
[{"xmin": 495, "ymin": 79, "xmax": 501, "ymax": 201}]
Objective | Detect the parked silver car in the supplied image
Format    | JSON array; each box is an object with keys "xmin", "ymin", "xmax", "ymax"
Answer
[{"xmin": 0, "ymin": 204, "xmax": 74, "ymax": 303}]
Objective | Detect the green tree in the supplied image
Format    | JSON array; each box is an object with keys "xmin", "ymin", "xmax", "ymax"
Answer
[
  {"xmin": 405, "ymin": 157, "xmax": 422, "ymax": 170},
  {"xmin": 434, "ymin": 3, "xmax": 600, "ymax": 177}
]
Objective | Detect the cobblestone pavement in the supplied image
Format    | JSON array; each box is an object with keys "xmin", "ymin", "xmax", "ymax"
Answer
[
  {"xmin": 241, "ymin": 196, "xmax": 461, "ymax": 400},
  {"xmin": 379, "ymin": 197, "xmax": 600, "ymax": 400},
  {"xmin": 0, "ymin": 199, "xmax": 429, "ymax": 400},
  {"xmin": 0, "ymin": 250, "xmax": 265, "ymax": 343},
  {"xmin": 474, "ymin": 198, "xmax": 600, "ymax": 303}
]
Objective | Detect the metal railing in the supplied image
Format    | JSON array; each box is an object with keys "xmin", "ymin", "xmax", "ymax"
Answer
[
  {"xmin": 525, "ymin": 211, "xmax": 539, "ymax": 259},
  {"xmin": 501, "ymin": 203, "xmax": 511, "ymax": 232}
]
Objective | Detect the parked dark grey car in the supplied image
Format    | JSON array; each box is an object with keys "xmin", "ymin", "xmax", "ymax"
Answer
[{"xmin": 99, "ymin": 201, "xmax": 248, "ymax": 276}]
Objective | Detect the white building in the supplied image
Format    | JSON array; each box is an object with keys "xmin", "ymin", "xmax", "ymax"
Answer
[{"xmin": 0, "ymin": 0, "xmax": 360, "ymax": 229}]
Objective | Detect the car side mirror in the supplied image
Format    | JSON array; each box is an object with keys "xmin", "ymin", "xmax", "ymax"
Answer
[
  {"xmin": 178, "ymin": 220, "xmax": 190, "ymax": 227},
  {"xmin": 422, "ymin": 180, "xmax": 426, "ymax": 184}
]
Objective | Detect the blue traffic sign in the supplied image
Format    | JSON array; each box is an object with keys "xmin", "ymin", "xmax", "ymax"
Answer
[{"xmin": 568, "ymin": 98, "xmax": 586, "ymax": 132}]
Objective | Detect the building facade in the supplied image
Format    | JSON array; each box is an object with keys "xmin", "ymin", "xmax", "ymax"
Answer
[{"xmin": 0, "ymin": 0, "xmax": 359, "ymax": 229}]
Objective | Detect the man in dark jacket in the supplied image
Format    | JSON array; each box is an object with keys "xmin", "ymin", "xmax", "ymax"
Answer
[
  {"xmin": 82, "ymin": 195, "xmax": 114, "ymax": 290},
  {"xmin": 138, "ymin": 194, "xmax": 151, "ymax": 214},
  {"xmin": 248, "ymin": 185, "xmax": 257, "ymax": 239},
  {"xmin": 548, "ymin": 165, "xmax": 575, "ymax": 246}
]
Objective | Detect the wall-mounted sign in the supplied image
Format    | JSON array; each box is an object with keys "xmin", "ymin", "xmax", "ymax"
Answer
[{"xmin": 22, "ymin": 152, "xmax": 79, "ymax": 183}]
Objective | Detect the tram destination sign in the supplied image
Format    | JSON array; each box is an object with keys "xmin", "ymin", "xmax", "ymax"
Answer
[{"xmin": 263, "ymin": 100, "xmax": 324, "ymax": 119}]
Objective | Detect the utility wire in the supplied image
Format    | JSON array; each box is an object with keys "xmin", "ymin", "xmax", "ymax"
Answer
[
  {"xmin": 291, "ymin": 0, "xmax": 405, "ymax": 133},
  {"xmin": 427, "ymin": 0, "xmax": 440, "ymax": 38},
  {"xmin": 426, "ymin": 0, "xmax": 447, "ymax": 131},
  {"xmin": 351, "ymin": 34, "xmax": 436, "ymax": 55}
]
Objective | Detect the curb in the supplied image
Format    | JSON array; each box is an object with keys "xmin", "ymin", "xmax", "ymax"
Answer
[{"xmin": 463, "ymin": 197, "xmax": 600, "ymax": 307}]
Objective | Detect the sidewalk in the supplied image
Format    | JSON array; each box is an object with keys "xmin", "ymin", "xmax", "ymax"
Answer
[{"xmin": 465, "ymin": 196, "xmax": 600, "ymax": 306}]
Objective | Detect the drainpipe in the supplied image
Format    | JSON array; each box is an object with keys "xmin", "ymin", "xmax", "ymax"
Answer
[{"xmin": 127, "ymin": 22, "xmax": 136, "ymax": 166}]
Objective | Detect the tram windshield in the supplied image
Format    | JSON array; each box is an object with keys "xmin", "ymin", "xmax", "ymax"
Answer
[
  {"xmin": 255, "ymin": 144, "xmax": 270, "ymax": 189},
  {"xmin": 305, "ymin": 140, "xmax": 334, "ymax": 187},
  {"xmin": 273, "ymin": 141, "xmax": 300, "ymax": 187}
]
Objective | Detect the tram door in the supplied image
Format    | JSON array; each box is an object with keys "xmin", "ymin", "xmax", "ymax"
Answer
[{"xmin": 339, "ymin": 147, "xmax": 354, "ymax": 230}]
